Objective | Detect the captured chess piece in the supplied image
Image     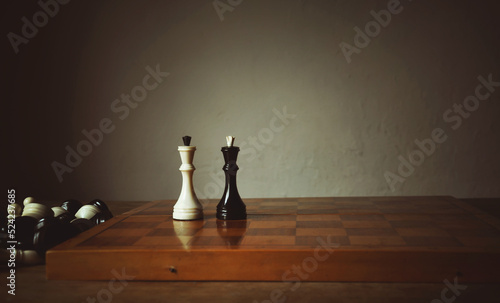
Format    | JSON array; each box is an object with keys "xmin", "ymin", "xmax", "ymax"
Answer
[
  {"xmin": 90, "ymin": 199, "xmax": 113, "ymax": 220},
  {"xmin": 2, "ymin": 197, "xmax": 113, "ymax": 266},
  {"xmin": 173, "ymin": 136, "xmax": 203, "ymax": 220},
  {"xmin": 216, "ymin": 136, "xmax": 247, "ymax": 220}
]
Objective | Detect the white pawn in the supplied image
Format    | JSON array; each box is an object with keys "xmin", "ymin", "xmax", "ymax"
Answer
[
  {"xmin": 23, "ymin": 196, "xmax": 36, "ymax": 206},
  {"xmin": 51, "ymin": 206, "xmax": 68, "ymax": 217},
  {"xmin": 75, "ymin": 205, "xmax": 101, "ymax": 220},
  {"xmin": 173, "ymin": 136, "xmax": 203, "ymax": 220},
  {"xmin": 22, "ymin": 203, "xmax": 54, "ymax": 220}
]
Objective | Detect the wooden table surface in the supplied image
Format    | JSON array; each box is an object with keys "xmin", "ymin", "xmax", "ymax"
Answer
[{"xmin": 2, "ymin": 198, "xmax": 500, "ymax": 303}]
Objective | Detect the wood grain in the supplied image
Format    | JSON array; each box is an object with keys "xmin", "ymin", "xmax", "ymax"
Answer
[{"xmin": 46, "ymin": 197, "xmax": 500, "ymax": 282}]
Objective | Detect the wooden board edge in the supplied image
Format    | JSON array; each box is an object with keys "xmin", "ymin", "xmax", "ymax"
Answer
[{"xmin": 46, "ymin": 249, "xmax": 500, "ymax": 283}]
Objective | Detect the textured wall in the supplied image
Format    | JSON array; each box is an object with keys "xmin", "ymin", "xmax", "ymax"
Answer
[{"xmin": 4, "ymin": 0, "xmax": 500, "ymax": 202}]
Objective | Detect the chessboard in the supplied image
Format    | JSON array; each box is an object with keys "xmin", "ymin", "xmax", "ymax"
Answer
[{"xmin": 46, "ymin": 196, "xmax": 500, "ymax": 282}]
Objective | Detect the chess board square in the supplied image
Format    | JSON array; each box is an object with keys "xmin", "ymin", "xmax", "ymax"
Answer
[
  {"xmin": 296, "ymin": 228, "xmax": 346, "ymax": 236},
  {"xmin": 251, "ymin": 214, "xmax": 297, "ymax": 221},
  {"xmin": 246, "ymin": 228, "xmax": 296, "ymax": 236},
  {"xmin": 185, "ymin": 235, "xmax": 228, "ymax": 247},
  {"xmin": 430, "ymin": 214, "xmax": 474, "ymax": 221},
  {"xmin": 384, "ymin": 214, "xmax": 432, "ymax": 221},
  {"xmin": 263, "ymin": 202, "xmax": 298, "ymax": 207},
  {"xmin": 444, "ymin": 228, "xmax": 500, "ymax": 237},
  {"xmin": 298, "ymin": 208, "xmax": 338, "ymax": 214},
  {"xmin": 241, "ymin": 236, "xmax": 295, "ymax": 246},
  {"xmin": 333, "ymin": 199, "xmax": 374, "ymax": 206},
  {"xmin": 456, "ymin": 236, "xmax": 500, "ymax": 248},
  {"xmin": 372, "ymin": 200, "xmax": 413, "ymax": 207},
  {"xmin": 249, "ymin": 220, "xmax": 296, "ymax": 228},
  {"xmin": 297, "ymin": 221, "xmax": 343, "ymax": 228},
  {"xmin": 436, "ymin": 219, "xmax": 487, "ymax": 229},
  {"xmin": 137, "ymin": 207, "xmax": 172, "ymax": 215},
  {"xmin": 349, "ymin": 236, "xmax": 406, "ymax": 246},
  {"xmin": 250, "ymin": 205, "xmax": 296, "ymax": 214},
  {"xmin": 298, "ymin": 203, "xmax": 336, "ymax": 209},
  {"xmin": 265, "ymin": 198, "xmax": 298, "ymax": 202},
  {"xmin": 112, "ymin": 221, "xmax": 164, "ymax": 229},
  {"xmin": 80, "ymin": 236, "xmax": 142, "ymax": 247},
  {"xmin": 342, "ymin": 220, "xmax": 392, "ymax": 228},
  {"xmin": 340, "ymin": 214, "xmax": 386, "ymax": 221},
  {"xmin": 101, "ymin": 228, "xmax": 152, "ymax": 237},
  {"xmin": 395, "ymin": 228, "xmax": 451, "ymax": 237},
  {"xmin": 297, "ymin": 197, "xmax": 336, "ymax": 203},
  {"xmin": 295, "ymin": 236, "xmax": 349, "ymax": 246},
  {"xmin": 157, "ymin": 219, "xmax": 205, "ymax": 229},
  {"xmin": 296, "ymin": 214, "xmax": 341, "ymax": 221},
  {"xmin": 403, "ymin": 236, "xmax": 463, "ymax": 247},
  {"xmin": 192, "ymin": 236, "xmax": 243, "ymax": 247},
  {"xmin": 346, "ymin": 228, "xmax": 398, "ymax": 236},
  {"xmin": 121, "ymin": 216, "xmax": 168, "ymax": 222},
  {"xmin": 134, "ymin": 236, "xmax": 181, "ymax": 246},
  {"xmin": 147, "ymin": 228, "xmax": 178, "ymax": 236},
  {"xmin": 200, "ymin": 228, "xmax": 247, "ymax": 237},
  {"xmin": 389, "ymin": 220, "xmax": 435, "ymax": 228},
  {"xmin": 336, "ymin": 208, "xmax": 379, "ymax": 214},
  {"xmin": 203, "ymin": 220, "xmax": 220, "ymax": 228},
  {"xmin": 380, "ymin": 208, "xmax": 423, "ymax": 214},
  {"xmin": 428, "ymin": 208, "xmax": 467, "ymax": 215}
]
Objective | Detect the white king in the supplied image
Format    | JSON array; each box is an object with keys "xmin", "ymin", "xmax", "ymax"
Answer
[{"xmin": 173, "ymin": 136, "xmax": 203, "ymax": 220}]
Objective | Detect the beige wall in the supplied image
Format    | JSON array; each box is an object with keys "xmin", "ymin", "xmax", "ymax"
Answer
[{"xmin": 4, "ymin": 0, "xmax": 500, "ymax": 202}]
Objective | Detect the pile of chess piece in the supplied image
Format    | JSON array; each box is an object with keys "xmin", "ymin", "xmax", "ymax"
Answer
[{"xmin": 1, "ymin": 197, "xmax": 113, "ymax": 266}]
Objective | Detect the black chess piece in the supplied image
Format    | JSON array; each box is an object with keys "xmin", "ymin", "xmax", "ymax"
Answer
[
  {"xmin": 91, "ymin": 212, "xmax": 110, "ymax": 225},
  {"xmin": 90, "ymin": 199, "xmax": 113, "ymax": 222},
  {"xmin": 61, "ymin": 199, "xmax": 83, "ymax": 216},
  {"xmin": 216, "ymin": 137, "xmax": 247, "ymax": 220},
  {"xmin": 55, "ymin": 212, "xmax": 76, "ymax": 224},
  {"xmin": 70, "ymin": 218, "xmax": 95, "ymax": 233},
  {"xmin": 13, "ymin": 216, "xmax": 38, "ymax": 250},
  {"xmin": 33, "ymin": 217, "xmax": 79, "ymax": 255}
]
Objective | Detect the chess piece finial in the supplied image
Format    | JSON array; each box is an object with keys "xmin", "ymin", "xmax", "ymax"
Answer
[
  {"xmin": 226, "ymin": 136, "xmax": 235, "ymax": 147},
  {"xmin": 182, "ymin": 136, "xmax": 191, "ymax": 146}
]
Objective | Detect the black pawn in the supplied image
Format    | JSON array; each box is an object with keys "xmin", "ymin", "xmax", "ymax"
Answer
[
  {"xmin": 55, "ymin": 212, "xmax": 76, "ymax": 224},
  {"xmin": 90, "ymin": 199, "xmax": 113, "ymax": 222},
  {"xmin": 216, "ymin": 146, "xmax": 247, "ymax": 220}
]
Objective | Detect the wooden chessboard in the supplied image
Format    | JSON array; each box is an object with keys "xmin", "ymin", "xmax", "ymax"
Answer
[{"xmin": 46, "ymin": 196, "xmax": 500, "ymax": 282}]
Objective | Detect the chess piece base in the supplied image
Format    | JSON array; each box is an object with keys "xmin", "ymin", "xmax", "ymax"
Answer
[
  {"xmin": 216, "ymin": 206, "xmax": 246, "ymax": 220},
  {"xmin": 173, "ymin": 207, "xmax": 203, "ymax": 221}
]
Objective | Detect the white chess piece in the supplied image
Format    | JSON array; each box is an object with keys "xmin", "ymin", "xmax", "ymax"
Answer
[
  {"xmin": 173, "ymin": 145, "xmax": 203, "ymax": 220},
  {"xmin": 75, "ymin": 205, "xmax": 100, "ymax": 220},
  {"xmin": 51, "ymin": 206, "xmax": 68, "ymax": 217},
  {"xmin": 22, "ymin": 203, "xmax": 54, "ymax": 220}
]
